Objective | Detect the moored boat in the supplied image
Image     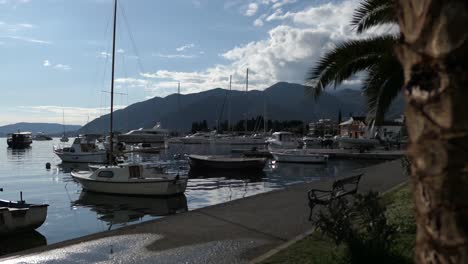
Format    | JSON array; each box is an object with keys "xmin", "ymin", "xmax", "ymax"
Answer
[
  {"xmin": 60, "ymin": 135, "xmax": 69, "ymax": 142},
  {"xmin": 7, "ymin": 132, "xmax": 33, "ymax": 149},
  {"xmin": 271, "ymin": 149, "xmax": 328, "ymax": 164},
  {"xmin": 267, "ymin": 131, "xmax": 299, "ymax": 150},
  {"xmin": 188, "ymin": 154, "xmax": 267, "ymax": 171},
  {"xmin": 117, "ymin": 124, "xmax": 168, "ymax": 146},
  {"xmin": 71, "ymin": 163, "xmax": 188, "ymax": 196},
  {"xmin": 54, "ymin": 135, "xmax": 107, "ymax": 163},
  {"xmin": 71, "ymin": 0, "xmax": 189, "ymax": 197},
  {"xmin": 32, "ymin": 132, "xmax": 53, "ymax": 141},
  {"xmin": 0, "ymin": 191, "xmax": 48, "ymax": 235}
]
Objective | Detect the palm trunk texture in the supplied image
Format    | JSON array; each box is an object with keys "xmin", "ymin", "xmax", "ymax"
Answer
[{"xmin": 396, "ymin": 0, "xmax": 468, "ymax": 263}]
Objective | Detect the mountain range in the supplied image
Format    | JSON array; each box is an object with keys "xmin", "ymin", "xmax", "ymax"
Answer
[
  {"xmin": 79, "ymin": 82, "xmax": 403, "ymax": 134},
  {"xmin": 0, "ymin": 123, "xmax": 81, "ymax": 137}
]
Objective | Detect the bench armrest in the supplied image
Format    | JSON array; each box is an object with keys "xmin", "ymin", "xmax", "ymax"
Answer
[{"xmin": 308, "ymin": 189, "xmax": 332, "ymax": 200}]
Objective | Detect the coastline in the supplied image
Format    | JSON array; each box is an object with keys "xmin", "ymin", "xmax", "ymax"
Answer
[{"xmin": 2, "ymin": 158, "xmax": 408, "ymax": 263}]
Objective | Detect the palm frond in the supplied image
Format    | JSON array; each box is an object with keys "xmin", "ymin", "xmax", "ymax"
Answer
[
  {"xmin": 363, "ymin": 54, "xmax": 403, "ymax": 124},
  {"xmin": 351, "ymin": 0, "xmax": 397, "ymax": 34},
  {"xmin": 305, "ymin": 35, "xmax": 397, "ymax": 98}
]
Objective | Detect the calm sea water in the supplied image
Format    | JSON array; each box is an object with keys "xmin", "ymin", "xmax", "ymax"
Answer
[{"xmin": 0, "ymin": 138, "xmax": 380, "ymax": 256}]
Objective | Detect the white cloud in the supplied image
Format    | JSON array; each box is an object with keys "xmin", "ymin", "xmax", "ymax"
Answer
[
  {"xmin": 54, "ymin": 64, "xmax": 71, "ymax": 71},
  {"xmin": 253, "ymin": 14, "xmax": 266, "ymax": 27},
  {"xmin": 153, "ymin": 53, "xmax": 196, "ymax": 59},
  {"xmin": 0, "ymin": 35, "xmax": 51, "ymax": 44},
  {"xmin": 98, "ymin": 51, "xmax": 111, "ymax": 58},
  {"xmin": 0, "ymin": 22, "xmax": 34, "ymax": 32},
  {"xmin": 117, "ymin": 49, "xmax": 125, "ymax": 53},
  {"xmin": 13, "ymin": 105, "xmax": 127, "ymax": 125},
  {"xmin": 0, "ymin": 0, "xmax": 30, "ymax": 5},
  {"xmin": 43, "ymin": 60, "xmax": 71, "ymax": 71},
  {"xmin": 244, "ymin": 3, "xmax": 258, "ymax": 16},
  {"xmin": 176, "ymin": 43, "xmax": 195, "ymax": 52},
  {"xmin": 140, "ymin": 0, "xmax": 372, "ymax": 96}
]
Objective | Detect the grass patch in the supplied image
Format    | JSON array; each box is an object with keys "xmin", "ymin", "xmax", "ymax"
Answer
[{"xmin": 261, "ymin": 183, "xmax": 415, "ymax": 264}]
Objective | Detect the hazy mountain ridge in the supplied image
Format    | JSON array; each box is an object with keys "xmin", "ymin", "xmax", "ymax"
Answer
[
  {"xmin": 0, "ymin": 123, "xmax": 81, "ymax": 137},
  {"xmin": 80, "ymin": 82, "xmax": 402, "ymax": 134}
]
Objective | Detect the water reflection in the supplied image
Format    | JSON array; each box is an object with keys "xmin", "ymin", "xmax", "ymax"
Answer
[
  {"xmin": 188, "ymin": 169, "xmax": 265, "ymax": 182},
  {"xmin": 0, "ymin": 230, "xmax": 47, "ymax": 256},
  {"xmin": 57, "ymin": 162, "xmax": 91, "ymax": 173},
  {"xmin": 72, "ymin": 191, "xmax": 188, "ymax": 229},
  {"xmin": 6, "ymin": 147, "xmax": 32, "ymax": 161}
]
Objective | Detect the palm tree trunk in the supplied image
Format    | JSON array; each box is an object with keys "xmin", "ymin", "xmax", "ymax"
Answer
[{"xmin": 396, "ymin": 0, "xmax": 468, "ymax": 263}]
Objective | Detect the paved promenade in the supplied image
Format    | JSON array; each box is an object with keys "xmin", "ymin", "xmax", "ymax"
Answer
[{"xmin": 2, "ymin": 159, "xmax": 408, "ymax": 264}]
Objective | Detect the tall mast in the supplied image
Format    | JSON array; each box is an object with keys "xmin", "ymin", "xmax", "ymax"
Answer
[
  {"xmin": 177, "ymin": 81, "xmax": 180, "ymax": 133},
  {"xmin": 245, "ymin": 68, "xmax": 248, "ymax": 134},
  {"xmin": 177, "ymin": 82, "xmax": 180, "ymax": 113},
  {"xmin": 62, "ymin": 109, "xmax": 66, "ymax": 136},
  {"xmin": 228, "ymin": 75, "xmax": 232, "ymax": 132},
  {"xmin": 109, "ymin": 0, "xmax": 117, "ymax": 164},
  {"xmin": 263, "ymin": 92, "xmax": 267, "ymax": 134}
]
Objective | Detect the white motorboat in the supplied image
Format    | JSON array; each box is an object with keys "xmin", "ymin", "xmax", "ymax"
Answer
[
  {"xmin": 302, "ymin": 136, "xmax": 322, "ymax": 148},
  {"xmin": 267, "ymin": 132, "xmax": 299, "ymax": 150},
  {"xmin": 32, "ymin": 132, "xmax": 52, "ymax": 141},
  {"xmin": 54, "ymin": 135, "xmax": 107, "ymax": 163},
  {"xmin": 117, "ymin": 124, "xmax": 168, "ymax": 145},
  {"xmin": 0, "ymin": 191, "xmax": 48, "ymax": 234},
  {"xmin": 60, "ymin": 135, "xmax": 69, "ymax": 142},
  {"xmin": 271, "ymin": 149, "xmax": 328, "ymax": 163},
  {"xmin": 336, "ymin": 136, "xmax": 379, "ymax": 150},
  {"xmin": 179, "ymin": 132, "xmax": 213, "ymax": 144},
  {"xmin": 71, "ymin": 163, "xmax": 188, "ymax": 196}
]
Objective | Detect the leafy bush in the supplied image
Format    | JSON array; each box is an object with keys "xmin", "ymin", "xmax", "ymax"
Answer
[{"xmin": 312, "ymin": 191, "xmax": 412, "ymax": 264}]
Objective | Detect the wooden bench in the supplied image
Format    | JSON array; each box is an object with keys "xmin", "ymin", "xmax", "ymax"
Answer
[{"xmin": 307, "ymin": 173, "xmax": 363, "ymax": 220}]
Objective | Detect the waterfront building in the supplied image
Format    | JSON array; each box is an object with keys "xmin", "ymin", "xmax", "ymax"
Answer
[
  {"xmin": 339, "ymin": 116, "xmax": 367, "ymax": 138},
  {"xmin": 308, "ymin": 119, "xmax": 339, "ymax": 137}
]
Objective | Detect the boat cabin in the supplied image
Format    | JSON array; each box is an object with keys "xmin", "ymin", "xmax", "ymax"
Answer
[{"xmin": 271, "ymin": 132, "xmax": 296, "ymax": 142}]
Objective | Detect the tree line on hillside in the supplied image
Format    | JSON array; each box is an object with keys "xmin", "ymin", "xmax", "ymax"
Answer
[{"xmin": 191, "ymin": 116, "xmax": 308, "ymax": 134}]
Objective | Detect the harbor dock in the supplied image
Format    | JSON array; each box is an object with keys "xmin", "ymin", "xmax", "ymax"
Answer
[
  {"xmin": 3, "ymin": 159, "xmax": 408, "ymax": 264},
  {"xmin": 232, "ymin": 148, "xmax": 404, "ymax": 160}
]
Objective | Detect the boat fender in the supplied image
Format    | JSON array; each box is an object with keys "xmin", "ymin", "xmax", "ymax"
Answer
[
  {"xmin": 173, "ymin": 174, "xmax": 180, "ymax": 184},
  {"xmin": 46, "ymin": 162, "xmax": 51, "ymax": 169}
]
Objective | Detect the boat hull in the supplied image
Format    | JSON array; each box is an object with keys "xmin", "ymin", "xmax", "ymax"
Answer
[
  {"xmin": 71, "ymin": 170, "xmax": 187, "ymax": 196},
  {"xmin": 7, "ymin": 141, "xmax": 32, "ymax": 148},
  {"xmin": 271, "ymin": 150, "xmax": 328, "ymax": 164},
  {"xmin": 188, "ymin": 155, "xmax": 266, "ymax": 171},
  {"xmin": 54, "ymin": 150, "xmax": 108, "ymax": 163},
  {"xmin": 0, "ymin": 202, "xmax": 48, "ymax": 235}
]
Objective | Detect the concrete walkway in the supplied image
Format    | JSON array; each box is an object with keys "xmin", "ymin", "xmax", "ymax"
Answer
[{"xmin": 2, "ymin": 159, "xmax": 408, "ymax": 264}]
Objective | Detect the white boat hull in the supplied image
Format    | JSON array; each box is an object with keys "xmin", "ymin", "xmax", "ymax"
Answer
[
  {"xmin": 0, "ymin": 203, "xmax": 48, "ymax": 234},
  {"xmin": 54, "ymin": 151, "xmax": 107, "ymax": 163},
  {"xmin": 73, "ymin": 177, "xmax": 187, "ymax": 196},
  {"xmin": 271, "ymin": 150, "xmax": 328, "ymax": 163},
  {"xmin": 71, "ymin": 165, "xmax": 188, "ymax": 196}
]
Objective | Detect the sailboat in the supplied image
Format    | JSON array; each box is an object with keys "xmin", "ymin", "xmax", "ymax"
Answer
[
  {"xmin": 71, "ymin": 0, "xmax": 188, "ymax": 196},
  {"xmin": 60, "ymin": 109, "xmax": 69, "ymax": 142}
]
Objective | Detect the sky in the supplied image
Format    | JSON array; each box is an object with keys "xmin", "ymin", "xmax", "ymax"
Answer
[{"xmin": 0, "ymin": 0, "xmax": 387, "ymax": 126}]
